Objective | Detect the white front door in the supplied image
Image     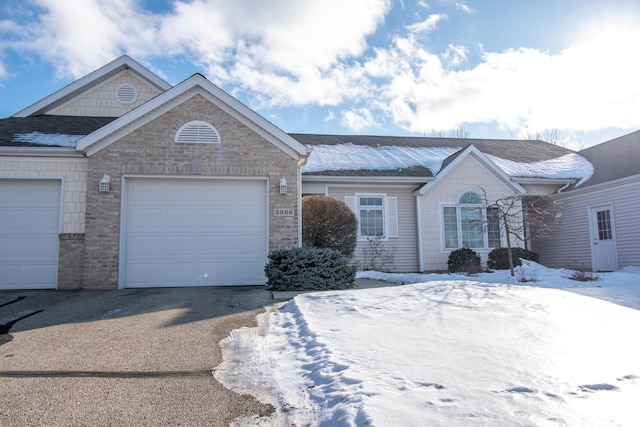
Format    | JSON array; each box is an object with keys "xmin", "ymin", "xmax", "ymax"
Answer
[{"xmin": 589, "ymin": 204, "xmax": 618, "ymax": 271}]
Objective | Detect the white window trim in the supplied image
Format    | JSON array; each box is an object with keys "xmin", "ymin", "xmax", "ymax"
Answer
[
  {"xmin": 439, "ymin": 197, "xmax": 503, "ymax": 252},
  {"xmin": 346, "ymin": 193, "xmax": 398, "ymax": 241}
]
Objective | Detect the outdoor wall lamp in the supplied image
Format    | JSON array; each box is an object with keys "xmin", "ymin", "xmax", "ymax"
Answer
[
  {"xmin": 279, "ymin": 176, "xmax": 287, "ymax": 195},
  {"xmin": 99, "ymin": 174, "xmax": 111, "ymax": 192},
  {"xmin": 554, "ymin": 212, "xmax": 562, "ymax": 224}
]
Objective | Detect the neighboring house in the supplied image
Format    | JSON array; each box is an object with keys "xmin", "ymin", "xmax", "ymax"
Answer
[
  {"xmin": 532, "ymin": 130, "xmax": 640, "ymax": 271},
  {"xmin": 0, "ymin": 56, "xmax": 309, "ymax": 290},
  {"xmin": 296, "ymin": 134, "xmax": 591, "ymax": 272},
  {"xmin": 0, "ymin": 55, "xmax": 600, "ymax": 290}
]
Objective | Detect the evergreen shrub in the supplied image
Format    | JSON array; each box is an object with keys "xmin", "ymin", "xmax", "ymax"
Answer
[
  {"xmin": 447, "ymin": 248, "xmax": 481, "ymax": 273},
  {"xmin": 264, "ymin": 246, "xmax": 357, "ymax": 291},
  {"xmin": 487, "ymin": 248, "xmax": 540, "ymax": 270}
]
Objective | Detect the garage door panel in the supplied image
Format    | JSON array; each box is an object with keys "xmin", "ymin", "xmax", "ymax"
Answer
[
  {"xmin": 196, "ymin": 208, "xmax": 231, "ymax": 228},
  {"xmin": 124, "ymin": 178, "xmax": 267, "ymax": 287},
  {"xmin": 233, "ymin": 262, "xmax": 265, "ymax": 282},
  {"xmin": 199, "ymin": 236, "xmax": 233, "ymax": 255},
  {"xmin": 25, "ymin": 264, "xmax": 58, "ymax": 288},
  {"xmin": 127, "ymin": 235, "xmax": 164, "ymax": 256},
  {"xmin": 165, "ymin": 235, "xmax": 198, "ymax": 256},
  {"xmin": 26, "ymin": 236, "xmax": 59, "ymax": 257},
  {"xmin": 28, "ymin": 209, "xmax": 60, "ymax": 230},
  {"xmin": 0, "ymin": 210, "xmax": 26, "ymax": 230},
  {"xmin": 0, "ymin": 180, "xmax": 60, "ymax": 289},
  {"xmin": 126, "ymin": 262, "xmax": 162, "ymax": 286},
  {"xmin": 234, "ymin": 236, "xmax": 266, "ymax": 256},
  {"xmin": 0, "ymin": 237, "xmax": 25, "ymax": 257},
  {"xmin": 198, "ymin": 184, "xmax": 230, "ymax": 201},
  {"xmin": 128, "ymin": 208, "xmax": 164, "ymax": 229}
]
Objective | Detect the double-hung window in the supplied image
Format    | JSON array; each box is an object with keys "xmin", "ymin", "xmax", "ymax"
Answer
[
  {"xmin": 345, "ymin": 194, "xmax": 398, "ymax": 240},
  {"xmin": 443, "ymin": 191, "xmax": 501, "ymax": 249}
]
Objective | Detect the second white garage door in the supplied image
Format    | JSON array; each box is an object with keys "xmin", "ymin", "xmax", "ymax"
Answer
[{"xmin": 123, "ymin": 178, "xmax": 267, "ymax": 287}]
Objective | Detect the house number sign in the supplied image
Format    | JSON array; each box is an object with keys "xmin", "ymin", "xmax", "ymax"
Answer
[{"xmin": 274, "ymin": 208, "xmax": 295, "ymax": 217}]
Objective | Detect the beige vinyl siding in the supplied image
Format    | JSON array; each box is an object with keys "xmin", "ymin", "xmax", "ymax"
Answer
[
  {"xmin": 50, "ymin": 70, "xmax": 163, "ymax": 117},
  {"xmin": 0, "ymin": 156, "xmax": 88, "ymax": 234},
  {"xmin": 533, "ymin": 176, "xmax": 640, "ymax": 269},
  {"xmin": 327, "ymin": 184, "xmax": 420, "ymax": 272},
  {"xmin": 418, "ymin": 155, "xmax": 523, "ymax": 271}
]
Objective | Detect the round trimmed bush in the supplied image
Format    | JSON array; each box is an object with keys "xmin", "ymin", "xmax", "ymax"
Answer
[
  {"xmin": 302, "ymin": 195, "xmax": 357, "ymax": 258},
  {"xmin": 447, "ymin": 248, "xmax": 481, "ymax": 273},
  {"xmin": 264, "ymin": 246, "xmax": 357, "ymax": 291}
]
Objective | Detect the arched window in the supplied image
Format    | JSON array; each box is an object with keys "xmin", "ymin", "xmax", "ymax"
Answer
[
  {"xmin": 174, "ymin": 120, "xmax": 221, "ymax": 144},
  {"xmin": 442, "ymin": 191, "xmax": 501, "ymax": 250}
]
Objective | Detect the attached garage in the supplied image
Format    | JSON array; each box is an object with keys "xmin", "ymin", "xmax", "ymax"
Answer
[
  {"xmin": 121, "ymin": 178, "xmax": 268, "ymax": 287},
  {"xmin": 0, "ymin": 179, "xmax": 61, "ymax": 289}
]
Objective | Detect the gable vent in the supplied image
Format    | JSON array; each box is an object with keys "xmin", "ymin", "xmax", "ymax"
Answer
[
  {"xmin": 115, "ymin": 83, "xmax": 138, "ymax": 104},
  {"xmin": 174, "ymin": 120, "xmax": 221, "ymax": 144}
]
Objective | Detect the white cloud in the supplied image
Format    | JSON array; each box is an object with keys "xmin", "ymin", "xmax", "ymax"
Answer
[
  {"xmin": 442, "ymin": 43, "xmax": 467, "ymax": 66},
  {"xmin": 358, "ymin": 25, "xmax": 640, "ymax": 135},
  {"xmin": 406, "ymin": 14, "xmax": 446, "ymax": 34},
  {"xmin": 341, "ymin": 108, "xmax": 379, "ymax": 131},
  {"xmin": 2, "ymin": 1, "xmax": 639, "ymax": 138}
]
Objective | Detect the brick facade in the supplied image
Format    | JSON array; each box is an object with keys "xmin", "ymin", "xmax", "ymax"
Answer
[
  {"xmin": 83, "ymin": 92, "xmax": 300, "ymax": 289},
  {"xmin": 58, "ymin": 233, "xmax": 85, "ymax": 290}
]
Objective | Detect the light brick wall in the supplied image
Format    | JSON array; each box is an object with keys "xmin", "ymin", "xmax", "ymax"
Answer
[
  {"xmin": 83, "ymin": 93, "xmax": 300, "ymax": 289},
  {"xmin": 418, "ymin": 154, "xmax": 521, "ymax": 271},
  {"xmin": 51, "ymin": 70, "xmax": 163, "ymax": 117}
]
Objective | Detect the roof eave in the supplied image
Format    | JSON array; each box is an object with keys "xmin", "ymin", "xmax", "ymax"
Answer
[
  {"xmin": 302, "ymin": 174, "xmax": 434, "ymax": 184},
  {"xmin": 0, "ymin": 146, "xmax": 85, "ymax": 157}
]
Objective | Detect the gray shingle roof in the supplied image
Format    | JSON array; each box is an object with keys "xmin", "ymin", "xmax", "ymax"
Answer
[
  {"xmin": 578, "ymin": 130, "xmax": 640, "ymax": 187},
  {"xmin": 290, "ymin": 133, "xmax": 575, "ymax": 176},
  {"xmin": 0, "ymin": 115, "xmax": 117, "ymax": 147}
]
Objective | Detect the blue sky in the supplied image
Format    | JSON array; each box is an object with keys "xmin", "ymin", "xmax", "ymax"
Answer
[{"xmin": 1, "ymin": 0, "xmax": 640, "ymax": 149}]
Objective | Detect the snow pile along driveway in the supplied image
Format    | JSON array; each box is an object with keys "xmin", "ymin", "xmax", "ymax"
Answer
[{"xmin": 216, "ymin": 276, "xmax": 640, "ymax": 426}]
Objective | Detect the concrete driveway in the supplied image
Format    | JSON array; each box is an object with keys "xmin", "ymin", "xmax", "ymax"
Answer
[{"xmin": 0, "ymin": 286, "xmax": 276, "ymax": 426}]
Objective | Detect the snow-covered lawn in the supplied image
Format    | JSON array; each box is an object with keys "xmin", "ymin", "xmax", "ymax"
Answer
[{"xmin": 215, "ymin": 262, "xmax": 640, "ymax": 426}]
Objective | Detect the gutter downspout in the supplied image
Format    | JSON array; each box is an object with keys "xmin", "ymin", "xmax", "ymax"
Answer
[
  {"xmin": 416, "ymin": 192, "xmax": 424, "ymax": 272},
  {"xmin": 557, "ymin": 179, "xmax": 575, "ymax": 194}
]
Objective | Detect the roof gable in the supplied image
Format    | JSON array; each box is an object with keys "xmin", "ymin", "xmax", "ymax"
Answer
[
  {"xmin": 12, "ymin": 56, "xmax": 171, "ymax": 118},
  {"xmin": 416, "ymin": 145, "xmax": 526, "ymax": 195},
  {"xmin": 75, "ymin": 74, "xmax": 309, "ymax": 159}
]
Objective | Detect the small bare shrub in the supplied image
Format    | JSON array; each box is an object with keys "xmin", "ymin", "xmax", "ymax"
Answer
[
  {"xmin": 360, "ymin": 237, "xmax": 395, "ymax": 272},
  {"xmin": 569, "ymin": 269, "xmax": 600, "ymax": 282},
  {"xmin": 516, "ymin": 268, "xmax": 539, "ymax": 282}
]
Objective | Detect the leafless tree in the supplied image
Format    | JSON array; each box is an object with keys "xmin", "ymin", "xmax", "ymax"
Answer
[
  {"xmin": 479, "ymin": 189, "xmax": 561, "ymax": 276},
  {"xmin": 518, "ymin": 126, "xmax": 565, "ymax": 147},
  {"xmin": 428, "ymin": 125, "xmax": 471, "ymax": 138}
]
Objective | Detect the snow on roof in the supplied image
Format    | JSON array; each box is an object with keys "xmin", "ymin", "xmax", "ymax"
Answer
[
  {"xmin": 303, "ymin": 143, "xmax": 594, "ymax": 184},
  {"xmin": 488, "ymin": 153, "xmax": 594, "ymax": 185},
  {"xmin": 12, "ymin": 132, "xmax": 84, "ymax": 147},
  {"xmin": 303, "ymin": 143, "xmax": 459, "ymax": 175}
]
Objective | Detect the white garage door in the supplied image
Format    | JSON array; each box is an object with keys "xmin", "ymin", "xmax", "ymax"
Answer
[
  {"xmin": 0, "ymin": 179, "xmax": 60, "ymax": 289},
  {"xmin": 123, "ymin": 178, "xmax": 268, "ymax": 287}
]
